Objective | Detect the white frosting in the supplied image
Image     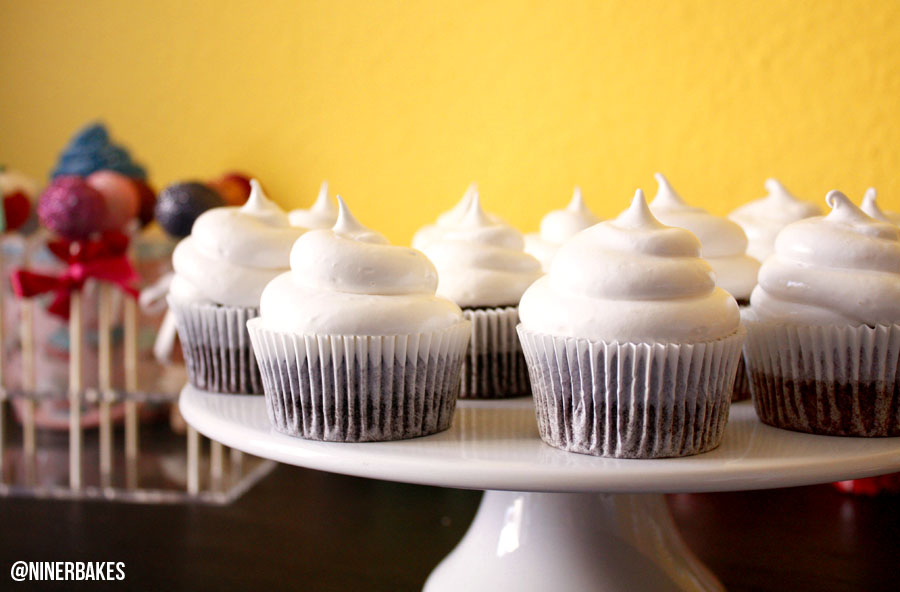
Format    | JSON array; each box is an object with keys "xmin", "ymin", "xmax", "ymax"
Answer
[
  {"xmin": 751, "ymin": 191, "xmax": 900, "ymax": 326},
  {"xmin": 524, "ymin": 187, "xmax": 600, "ymax": 271},
  {"xmin": 519, "ymin": 189, "xmax": 740, "ymax": 343},
  {"xmin": 260, "ymin": 197, "xmax": 464, "ymax": 335},
  {"xmin": 861, "ymin": 187, "xmax": 900, "ymax": 225},
  {"xmin": 288, "ymin": 181, "xmax": 338, "ymax": 229},
  {"xmin": 419, "ymin": 191, "xmax": 542, "ymax": 308},
  {"xmin": 411, "ymin": 184, "xmax": 503, "ymax": 250},
  {"xmin": 171, "ymin": 180, "xmax": 305, "ymax": 307},
  {"xmin": 650, "ymin": 173, "xmax": 760, "ymax": 300},
  {"xmin": 729, "ymin": 179, "xmax": 822, "ymax": 262}
]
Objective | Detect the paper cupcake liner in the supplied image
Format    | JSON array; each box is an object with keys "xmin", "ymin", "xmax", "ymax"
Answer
[
  {"xmin": 247, "ymin": 319, "xmax": 472, "ymax": 442},
  {"xmin": 169, "ymin": 299, "xmax": 262, "ymax": 395},
  {"xmin": 732, "ymin": 305, "xmax": 752, "ymax": 402},
  {"xmin": 744, "ymin": 321, "xmax": 900, "ymax": 437},
  {"xmin": 732, "ymin": 359, "xmax": 751, "ymax": 402},
  {"xmin": 460, "ymin": 306, "xmax": 530, "ymax": 399},
  {"xmin": 517, "ymin": 326, "xmax": 746, "ymax": 458}
]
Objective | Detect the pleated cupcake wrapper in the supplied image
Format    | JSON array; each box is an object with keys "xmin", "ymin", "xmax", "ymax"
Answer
[
  {"xmin": 744, "ymin": 321, "xmax": 900, "ymax": 436},
  {"xmin": 247, "ymin": 319, "xmax": 472, "ymax": 442},
  {"xmin": 460, "ymin": 306, "xmax": 530, "ymax": 399},
  {"xmin": 732, "ymin": 360, "xmax": 751, "ymax": 402},
  {"xmin": 169, "ymin": 298, "xmax": 262, "ymax": 395},
  {"xmin": 517, "ymin": 326, "xmax": 746, "ymax": 459},
  {"xmin": 732, "ymin": 305, "xmax": 753, "ymax": 402}
]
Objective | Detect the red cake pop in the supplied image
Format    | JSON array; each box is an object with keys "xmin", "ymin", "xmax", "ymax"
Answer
[
  {"xmin": 38, "ymin": 176, "xmax": 108, "ymax": 240},
  {"xmin": 86, "ymin": 170, "xmax": 140, "ymax": 230},
  {"xmin": 209, "ymin": 171, "xmax": 252, "ymax": 205},
  {"xmin": 3, "ymin": 190, "xmax": 31, "ymax": 231}
]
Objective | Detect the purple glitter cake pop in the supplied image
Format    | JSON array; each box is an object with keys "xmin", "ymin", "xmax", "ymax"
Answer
[{"xmin": 38, "ymin": 176, "xmax": 108, "ymax": 240}]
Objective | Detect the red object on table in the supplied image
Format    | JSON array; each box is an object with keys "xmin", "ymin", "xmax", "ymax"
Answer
[{"xmin": 834, "ymin": 473, "xmax": 900, "ymax": 496}]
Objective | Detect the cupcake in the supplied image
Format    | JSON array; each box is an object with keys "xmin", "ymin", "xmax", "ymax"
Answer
[
  {"xmin": 412, "ymin": 183, "xmax": 500, "ymax": 250},
  {"xmin": 729, "ymin": 178, "xmax": 823, "ymax": 262},
  {"xmin": 247, "ymin": 198, "xmax": 471, "ymax": 442},
  {"xmin": 169, "ymin": 180, "xmax": 304, "ymax": 394},
  {"xmin": 288, "ymin": 181, "xmax": 338, "ymax": 229},
  {"xmin": 651, "ymin": 173, "xmax": 760, "ymax": 401},
  {"xmin": 745, "ymin": 191, "xmax": 900, "ymax": 437},
  {"xmin": 524, "ymin": 187, "xmax": 600, "ymax": 271},
  {"xmin": 861, "ymin": 187, "xmax": 900, "ymax": 225},
  {"xmin": 518, "ymin": 190, "xmax": 745, "ymax": 458},
  {"xmin": 417, "ymin": 190, "xmax": 542, "ymax": 398}
]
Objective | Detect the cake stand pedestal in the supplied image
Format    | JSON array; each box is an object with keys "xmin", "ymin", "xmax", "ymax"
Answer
[{"xmin": 180, "ymin": 386, "xmax": 900, "ymax": 591}]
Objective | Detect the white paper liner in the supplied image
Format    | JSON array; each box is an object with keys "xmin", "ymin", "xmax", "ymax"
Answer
[
  {"xmin": 247, "ymin": 319, "xmax": 472, "ymax": 442},
  {"xmin": 733, "ymin": 305, "xmax": 752, "ymax": 401},
  {"xmin": 169, "ymin": 298, "xmax": 262, "ymax": 394},
  {"xmin": 461, "ymin": 306, "xmax": 530, "ymax": 399},
  {"xmin": 517, "ymin": 326, "xmax": 746, "ymax": 458},
  {"xmin": 744, "ymin": 320, "xmax": 900, "ymax": 436}
]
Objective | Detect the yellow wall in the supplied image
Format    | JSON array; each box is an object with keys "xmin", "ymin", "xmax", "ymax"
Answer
[{"xmin": 1, "ymin": 0, "xmax": 899, "ymax": 243}]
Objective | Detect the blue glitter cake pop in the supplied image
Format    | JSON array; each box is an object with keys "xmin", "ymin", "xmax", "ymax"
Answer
[{"xmin": 51, "ymin": 122, "xmax": 147, "ymax": 180}]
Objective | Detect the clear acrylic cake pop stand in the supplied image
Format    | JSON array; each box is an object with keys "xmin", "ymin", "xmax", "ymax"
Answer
[
  {"xmin": 0, "ymin": 235, "xmax": 274, "ymax": 505},
  {"xmin": 179, "ymin": 385, "xmax": 900, "ymax": 591}
]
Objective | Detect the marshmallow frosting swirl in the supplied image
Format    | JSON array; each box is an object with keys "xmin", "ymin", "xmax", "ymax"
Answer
[
  {"xmin": 861, "ymin": 187, "xmax": 900, "ymax": 225},
  {"xmin": 519, "ymin": 189, "xmax": 740, "ymax": 343},
  {"xmin": 650, "ymin": 173, "xmax": 760, "ymax": 301},
  {"xmin": 288, "ymin": 181, "xmax": 338, "ymax": 229},
  {"xmin": 729, "ymin": 179, "xmax": 822, "ymax": 262},
  {"xmin": 524, "ymin": 187, "xmax": 600, "ymax": 271},
  {"xmin": 419, "ymin": 192, "xmax": 542, "ymax": 307},
  {"xmin": 170, "ymin": 180, "xmax": 305, "ymax": 307},
  {"xmin": 751, "ymin": 191, "xmax": 900, "ymax": 325},
  {"xmin": 260, "ymin": 198, "xmax": 464, "ymax": 335},
  {"xmin": 412, "ymin": 184, "xmax": 502, "ymax": 250}
]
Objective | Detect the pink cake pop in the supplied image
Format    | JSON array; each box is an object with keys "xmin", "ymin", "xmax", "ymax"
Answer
[
  {"xmin": 38, "ymin": 176, "xmax": 108, "ymax": 240},
  {"xmin": 86, "ymin": 170, "xmax": 140, "ymax": 230}
]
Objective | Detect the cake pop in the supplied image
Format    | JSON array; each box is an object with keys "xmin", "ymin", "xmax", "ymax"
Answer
[
  {"xmin": 0, "ymin": 167, "xmax": 38, "ymax": 232},
  {"xmin": 86, "ymin": 170, "xmax": 140, "ymax": 231},
  {"xmin": 38, "ymin": 176, "xmax": 108, "ymax": 240},
  {"xmin": 208, "ymin": 171, "xmax": 252, "ymax": 205},
  {"xmin": 154, "ymin": 181, "xmax": 224, "ymax": 238},
  {"xmin": 133, "ymin": 179, "xmax": 157, "ymax": 227},
  {"xmin": 51, "ymin": 122, "xmax": 147, "ymax": 180}
]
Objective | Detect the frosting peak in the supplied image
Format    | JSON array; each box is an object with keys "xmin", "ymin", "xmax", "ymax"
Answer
[
  {"xmin": 170, "ymin": 178, "xmax": 305, "ymax": 307},
  {"xmin": 616, "ymin": 188, "xmax": 662, "ymax": 229},
  {"xmin": 860, "ymin": 187, "xmax": 900, "ymax": 225},
  {"xmin": 649, "ymin": 174, "xmax": 760, "ymax": 300},
  {"xmin": 333, "ymin": 196, "xmax": 388, "ymax": 244},
  {"xmin": 751, "ymin": 191, "xmax": 900, "ymax": 325},
  {"xmin": 729, "ymin": 178, "xmax": 822, "ymax": 263},
  {"xmin": 519, "ymin": 191, "xmax": 739, "ymax": 343},
  {"xmin": 419, "ymin": 190, "xmax": 542, "ymax": 307},
  {"xmin": 288, "ymin": 181, "xmax": 339, "ymax": 229},
  {"xmin": 524, "ymin": 187, "xmax": 601, "ymax": 271},
  {"xmin": 262, "ymin": 200, "xmax": 463, "ymax": 335}
]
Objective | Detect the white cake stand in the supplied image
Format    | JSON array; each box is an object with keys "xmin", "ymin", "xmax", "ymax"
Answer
[{"xmin": 180, "ymin": 385, "xmax": 900, "ymax": 592}]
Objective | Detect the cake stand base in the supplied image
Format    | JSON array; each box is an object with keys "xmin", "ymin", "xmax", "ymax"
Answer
[{"xmin": 425, "ymin": 490, "xmax": 722, "ymax": 592}]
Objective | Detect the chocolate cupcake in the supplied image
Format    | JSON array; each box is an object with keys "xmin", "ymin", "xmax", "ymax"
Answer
[
  {"xmin": 518, "ymin": 189, "xmax": 745, "ymax": 458},
  {"xmin": 415, "ymin": 187, "xmax": 542, "ymax": 399},
  {"xmin": 169, "ymin": 180, "xmax": 305, "ymax": 394},
  {"xmin": 745, "ymin": 191, "xmax": 900, "ymax": 437},
  {"xmin": 248, "ymin": 198, "xmax": 470, "ymax": 442},
  {"xmin": 651, "ymin": 174, "xmax": 761, "ymax": 401}
]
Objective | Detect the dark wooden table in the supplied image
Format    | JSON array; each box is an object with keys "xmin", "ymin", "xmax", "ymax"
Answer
[{"xmin": 0, "ymin": 464, "xmax": 897, "ymax": 591}]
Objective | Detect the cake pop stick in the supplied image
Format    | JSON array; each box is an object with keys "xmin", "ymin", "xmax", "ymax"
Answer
[
  {"xmin": 98, "ymin": 284, "xmax": 113, "ymax": 487},
  {"xmin": 69, "ymin": 290, "xmax": 83, "ymax": 490},
  {"xmin": 20, "ymin": 298, "xmax": 35, "ymax": 482},
  {"xmin": 187, "ymin": 426, "xmax": 199, "ymax": 495},
  {"xmin": 124, "ymin": 296, "xmax": 139, "ymax": 489},
  {"xmin": 210, "ymin": 440, "xmax": 223, "ymax": 489}
]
